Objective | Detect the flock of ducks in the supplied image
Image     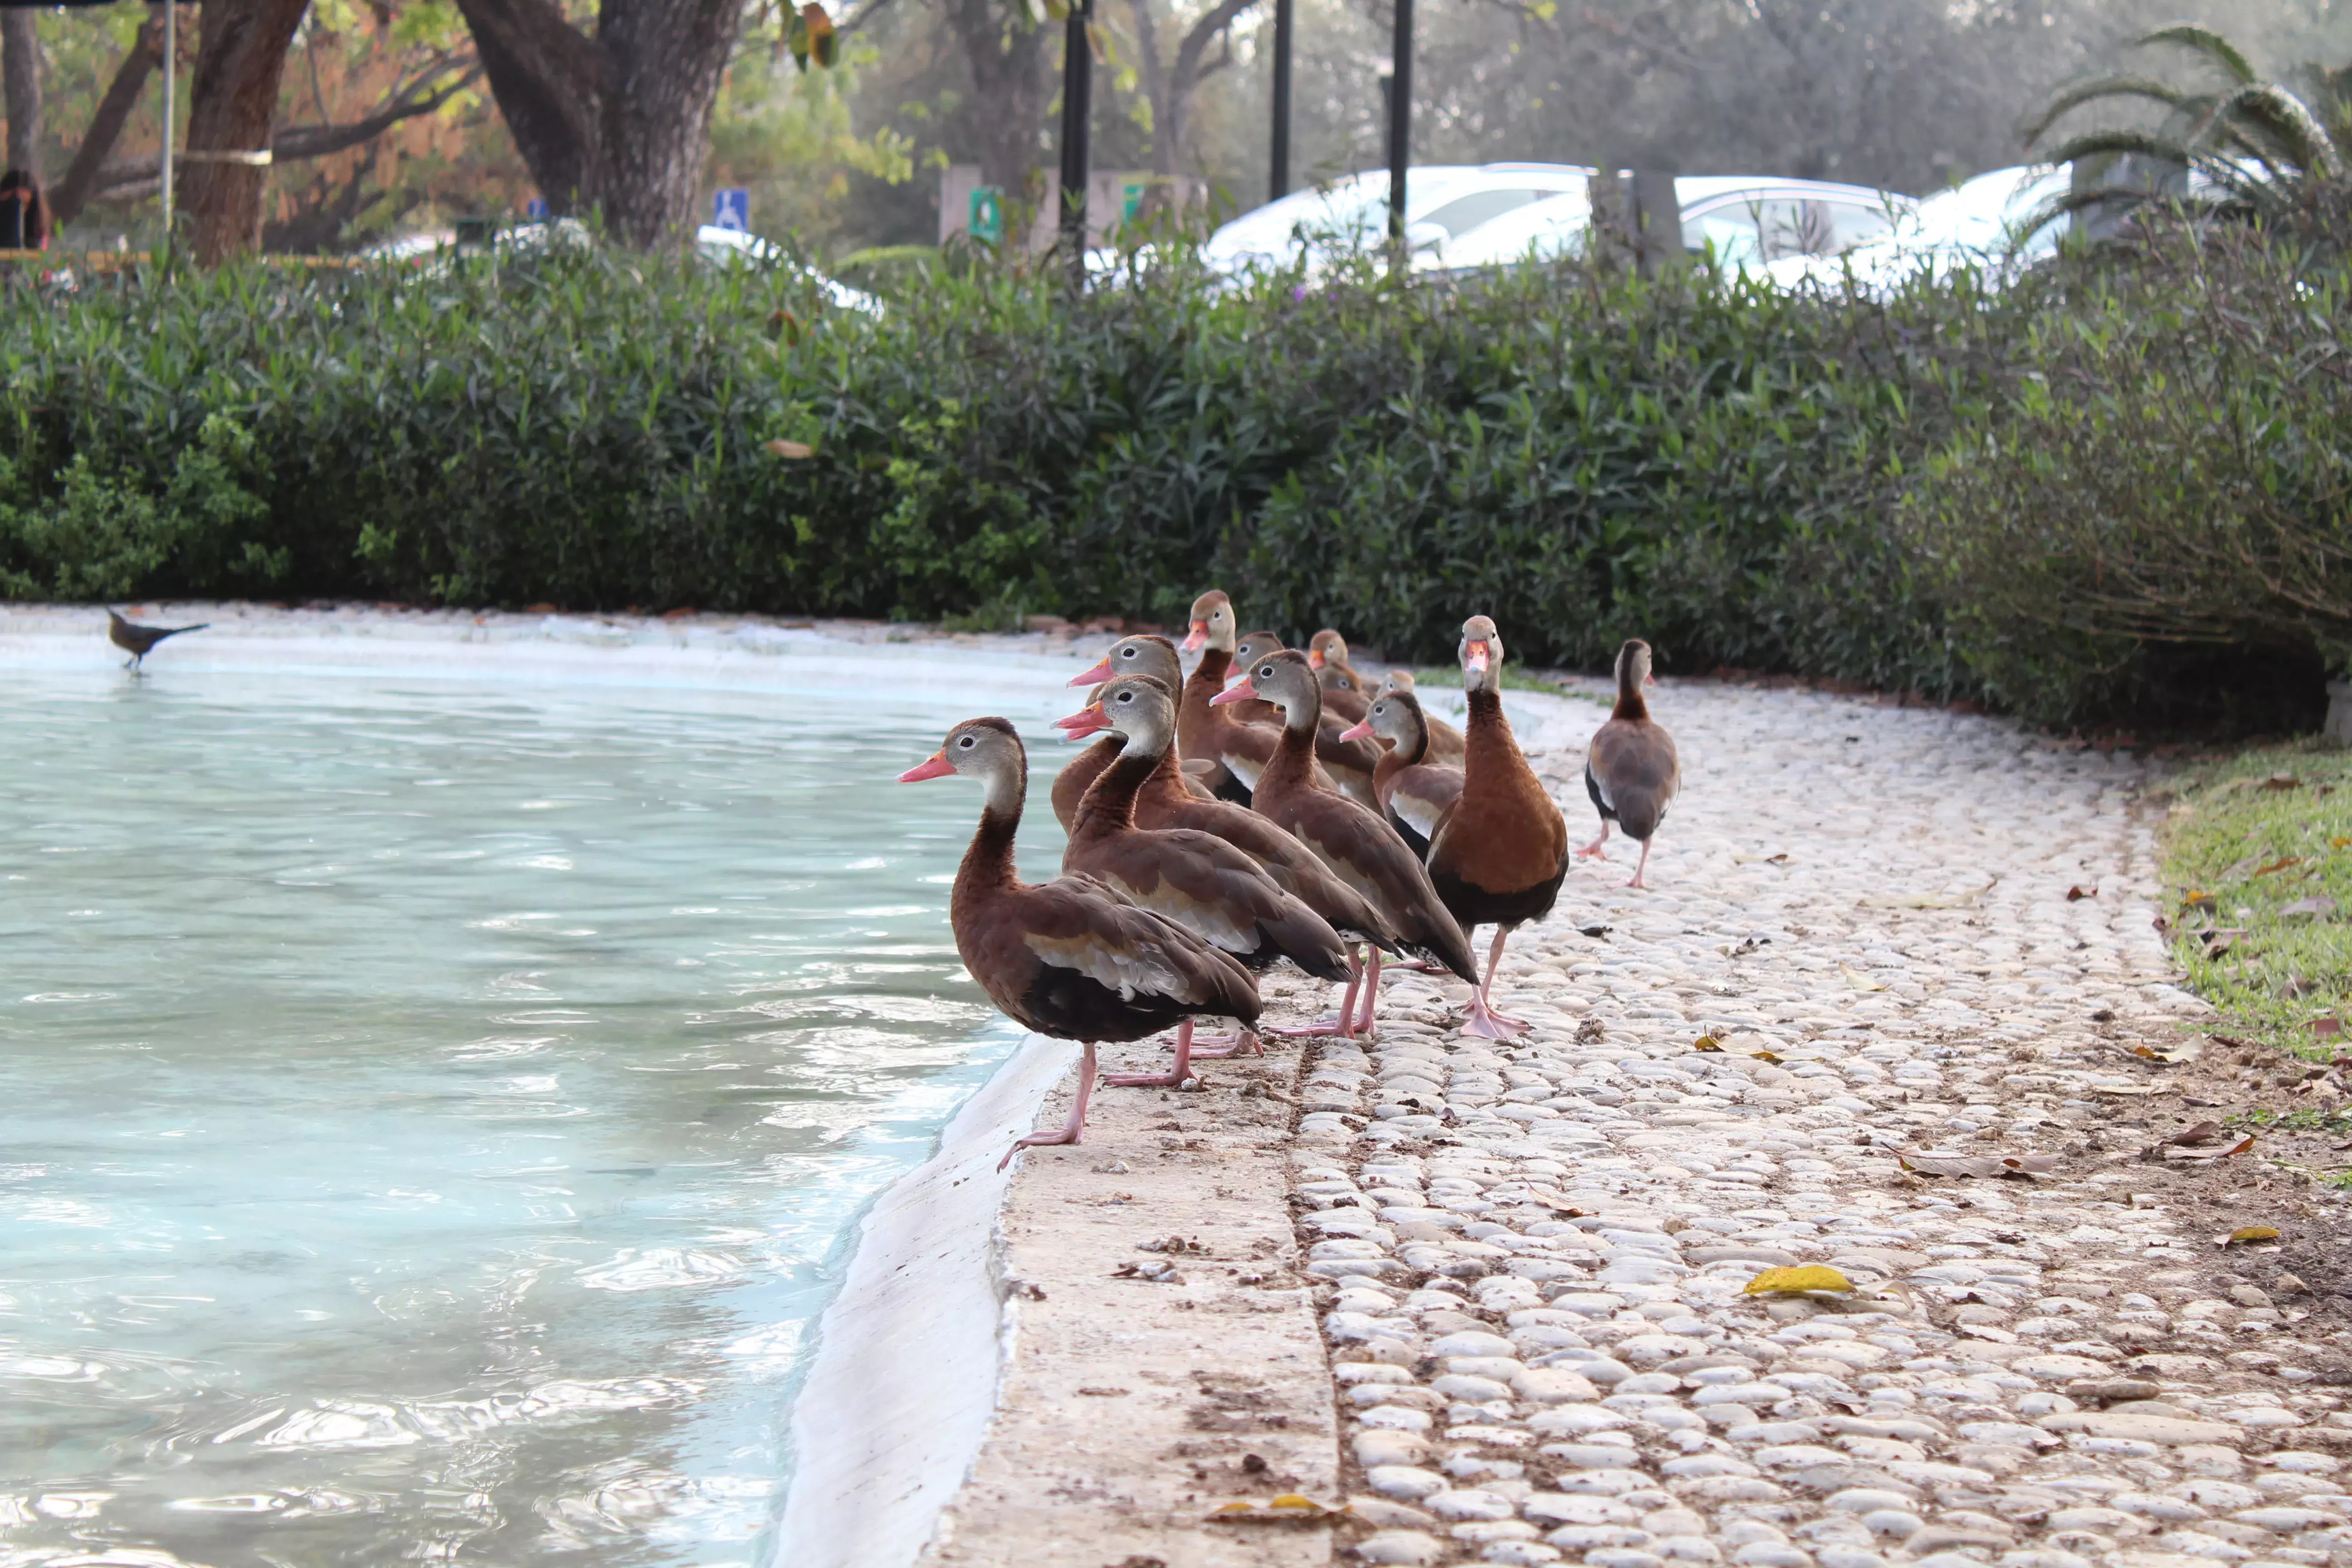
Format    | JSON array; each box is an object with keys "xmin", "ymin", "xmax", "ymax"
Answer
[{"xmin": 900, "ymin": 589, "xmax": 1683, "ymax": 1166}]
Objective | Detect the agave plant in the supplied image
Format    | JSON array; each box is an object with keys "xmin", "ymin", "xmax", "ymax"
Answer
[{"xmin": 2021, "ymin": 24, "xmax": 2351, "ymax": 226}]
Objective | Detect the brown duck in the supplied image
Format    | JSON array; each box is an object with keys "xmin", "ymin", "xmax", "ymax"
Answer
[
  {"xmin": 902, "ymin": 718, "xmax": 1258, "ymax": 1164},
  {"xmin": 1341, "ymin": 687, "xmax": 1463, "ymax": 861},
  {"xmin": 1581, "ymin": 638, "xmax": 1680, "ymax": 889},
  {"xmin": 1375, "ymin": 669, "xmax": 1466, "ymax": 765},
  {"xmin": 1425, "ymin": 616, "xmax": 1569, "ymax": 1039}
]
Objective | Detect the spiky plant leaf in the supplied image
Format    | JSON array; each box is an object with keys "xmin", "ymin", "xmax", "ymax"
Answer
[
  {"xmin": 2138, "ymin": 23, "xmax": 2258, "ymax": 86},
  {"xmin": 2021, "ymin": 74, "xmax": 2193, "ymax": 147},
  {"xmin": 2190, "ymin": 81, "xmax": 2342, "ymax": 178}
]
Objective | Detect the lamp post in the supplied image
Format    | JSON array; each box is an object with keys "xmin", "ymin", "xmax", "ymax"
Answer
[
  {"xmin": 1268, "ymin": 0, "xmax": 1293, "ymax": 201},
  {"xmin": 1058, "ymin": 0, "xmax": 1094, "ymax": 289},
  {"xmin": 1385, "ymin": 0, "xmax": 1411, "ymax": 255}
]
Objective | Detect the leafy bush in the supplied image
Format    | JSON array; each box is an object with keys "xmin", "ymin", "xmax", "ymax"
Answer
[{"xmin": 0, "ymin": 233, "xmax": 2343, "ymax": 730}]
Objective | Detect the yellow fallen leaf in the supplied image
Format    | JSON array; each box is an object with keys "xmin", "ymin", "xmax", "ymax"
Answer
[
  {"xmin": 1693, "ymin": 1035, "xmax": 1723, "ymax": 1052},
  {"xmin": 1526, "ymin": 1186, "xmax": 1588, "ymax": 1215},
  {"xmin": 764, "ymin": 438, "xmax": 814, "ymax": 459},
  {"xmin": 2226, "ymin": 1225, "xmax": 2280, "ymax": 1244},
  {"xmin": 1751, "ymin": 1050, "xmax": 1784, "ymax": 1064},
  {"xmin": 1269, "ymin": 1494, "xmax": 1321, "ymax": 1510},
  {"xmin": 1743, "ymin": 1265, "xmax": 1853, "ymax": 1295},
  {"xmin": 1208, "ymin": 1502, "xmax": 1257, "ymax": 1515},
  {"xmin": 1207, "ymin": 1494, "xmax": 1345, "ymax": 1523},
  {"xmin": 1841, "ymin": 964, "xmax": 1886, "ymax": 992}
]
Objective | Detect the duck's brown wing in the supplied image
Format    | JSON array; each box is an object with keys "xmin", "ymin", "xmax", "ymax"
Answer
[
  {"xmin": 964, "ymin": 875, "xmax": 1261, "ymax": 1044},
  {"xmin": 1067, "ymin": 828, "xmax": 1349, "ymax": 983},
  {"xmin": 1145, "ymin": 794, "xmax": 1399, "ymax": 948},
  {"xmin": 1381, "ymin": 763, "xmax": 1465, "ymax": 855},
  {"xmin": 1270, "ymin": 791, "xmax": 1477, "ymax": 983},
  {"xmin": 1589, "ymin": 719, "xmax": 1679, "ymax": 841}
]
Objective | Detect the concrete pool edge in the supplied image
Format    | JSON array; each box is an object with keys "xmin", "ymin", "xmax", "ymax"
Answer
[{"xmin": 767, "ymin": 1034, "xmax": 1079, "ymax": 1568}]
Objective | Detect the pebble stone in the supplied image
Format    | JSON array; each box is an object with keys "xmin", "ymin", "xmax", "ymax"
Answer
[{"xmin": 1287, "ymin": 679, "xmax": 2352, "ymax": 1568}]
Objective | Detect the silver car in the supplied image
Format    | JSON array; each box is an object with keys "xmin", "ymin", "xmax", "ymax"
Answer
[{"xmin": 1421, "ymin": 176, "xmax": 1916, "ymax": 274}]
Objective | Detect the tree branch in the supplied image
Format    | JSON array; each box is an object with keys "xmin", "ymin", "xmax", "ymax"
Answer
[{"xmin": 50, "ymin": 15, "xmax": 164, "ymax": 225}]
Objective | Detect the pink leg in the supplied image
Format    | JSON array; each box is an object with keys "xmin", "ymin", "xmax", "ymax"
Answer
[
  {"xmin": 1577, "ymin": 819, "xmax": 1612, "ymax": 861},
  {"xmin": 1000, "ymin": 1044, "xmax": 1098, "ymax": 1169},
  {"xmin": 1187, "ymin": 1028, "xmax": 1263, "ymax": 1059},
  {"xmin": 1269, "ymin": 946, "xmax": 1365, "ymax": 1038},
  {"xmin": 1461, "ymin": 926, "xmax": 1529, "ymax": 1039},
  {"xmin": 1351, "ymin": 948, "xmax": 1383, "ymax": 1037},
  {"xmin": 1628, "ymin": 838, "xmax": 1653, "ymax": 889},
  {"xmin": 1106, "ymin": 1019, "xmax": 1204, "ymax": 1087}
]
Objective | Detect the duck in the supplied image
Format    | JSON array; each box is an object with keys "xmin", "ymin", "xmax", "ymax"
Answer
[
  {"xmin": 1060, "ymin": 636, "xmax": 1401, "ymax": 949},
  {"xmin": 1341, "ymin": 687, "xmax": 1463, "ymax": 861},
  {"xmin": 1215, "ymin": 649, "xmax": 1479, "ymax": 1037},
  {"xmin": 1306, "ymin": 629, "xmax": 1375, "ymax": 724},
  {"xmin": 1424, "ymin": 617, "xmax": 1570, "ymax": 1039},
  {"xmin": 902, "ymin": 717, "xmax": 1259, "ymax": 1164},
  {"xmin": 1233, "ymin": 629, "xmax": 1381, "ymax": 808},
  {"xmin": 1177, "ymin": 589, "xmax": 1277, "ymax": 805},
  {"xmin": 1375, "ymin": 669, "xmax": 1467, "ymax": 765},
  {"xmin": 1581, "ymin": 637, "xmax": 1680, "ymax": 890},
  {"xmin": 1058, "ymin": 676, "xmax": 1353, "ymax": 1080}
]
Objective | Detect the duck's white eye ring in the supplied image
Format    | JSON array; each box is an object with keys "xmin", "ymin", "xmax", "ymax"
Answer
[{"xmin": 957, "ymin": 735, "xmax": 975, "ymax": 748}]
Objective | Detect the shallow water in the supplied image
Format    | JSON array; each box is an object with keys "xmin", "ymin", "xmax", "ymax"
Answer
[{"xmin": 0, "ymin": 669, "xmax": 1054, "ymax": 1566}]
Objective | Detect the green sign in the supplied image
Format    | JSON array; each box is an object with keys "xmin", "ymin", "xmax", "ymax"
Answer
[
  {"xmin": 969, "ymin": 186, "xmax": 1004, "ymax": 245},
  {"xmin": 1121, "ymin": 179, "xmax": 1148, "ymax": 222}
]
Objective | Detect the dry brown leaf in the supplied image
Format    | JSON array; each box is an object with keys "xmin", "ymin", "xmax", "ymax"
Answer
[
  {"xmin": 1692, "ymin": 1035, "xmax": 1724, "ymax": 1052},
  {"xmin": 2166, "ymin": 1134, "xmax": 2256, "ymax": 1162},
  {"xmin": 764, "ymin": 438, "xmax": 815, "ymax": 459},
  {"xmin": 2312, "ymin": 1016, "xmax": 2345, "ymax": 1039},
  {"xmin": 1526, "ymin": 1186, "xmax": 1588, "ymax": 1215},
  {"xmin": 2261, "ymin": 774, "xmax": 2304, "ymax": 791},
  {"xmin": 2167, "ymin": 1120, "xmax": 2223, "ymax": 1147},
  {"xmin": 2067, "ymin": 884, "xmax": 2098, "ymax": 900},
  {"xmin": 1751, "ymin": 1050, "xmax": 1785, "ymax": 1064},
  {"xmin": 2283, "ymin": 896, "xmax": 2339, "ymax": 919},
  {"xmin": 2255, "ymin": 857, "xmax": 2306, "ymax": 877}
]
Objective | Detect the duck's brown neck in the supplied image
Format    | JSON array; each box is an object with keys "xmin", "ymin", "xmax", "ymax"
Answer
[
  {"xmin": 1612, "ymin": 663, "xmax": 1650, "ymax": 722},
  {"xmin": 1392, "ymin": 706, "xmax": 1430, "ymax": 766},
  {"xmin": 1140, "ymin": 742, "xmax": 1191, "ymax": 802},
  {"xmin": 954, "ymin": 793, "xmax": 1024, "ymax": 917},
  {"xmin": 1052, "ymin": 736, "xmax": 1122, "ymax": 830},
  {"xmin": 1071, "ymin": 744, "xmax": 1155, "ymax": 840},
  {"xmin": 1258, "ymin": 689, "xmax": 1323, "ymax": 794}
]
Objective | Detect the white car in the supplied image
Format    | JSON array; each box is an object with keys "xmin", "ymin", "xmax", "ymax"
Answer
[
  {"xmin": 1761, "ymin": 165, "xmax": 2072, "ymax": 295},
  {"xmin": 1424, "ymin": 176, "xmax": 1916, "ymax": 275},
  {"xmin": 1197, "ymin": 164, "xmax": 1598, "ymax": 278},
  {"xmin": 358, "ymin": 218, "xmax": 879, "ymax": 314}
]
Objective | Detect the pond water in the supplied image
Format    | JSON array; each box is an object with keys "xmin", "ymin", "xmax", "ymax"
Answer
[{"xmin": 0, "ymin": 668, "xmax": 1050, "ymax": 1567}]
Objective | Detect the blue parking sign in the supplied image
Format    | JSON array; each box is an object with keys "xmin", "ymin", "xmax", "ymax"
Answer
[
  {"xmin": 525, "ymin": 197, "xmax": 549, "ymax": 220},
  {"xmin": 712, "ymin": 189, "xmax": 750, "ymax": 231}
]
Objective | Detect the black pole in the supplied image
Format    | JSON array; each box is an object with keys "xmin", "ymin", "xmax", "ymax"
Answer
[
  {"xmin": 1386, "ymin": 0, "xmax": 1411, "ymax": 254},
  {"xmin": 1058, "ymin": 0, "xmax": 1094, "ymax": 289},
  {"xmin": 1269, "ymin": 0, "xmax": 1293, "ymax": 201}
]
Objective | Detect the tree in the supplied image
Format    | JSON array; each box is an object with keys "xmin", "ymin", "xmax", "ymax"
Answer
[
  {"xmin": 3, "ymin": 9, "xmax": 41, "ymax": 181},
  {"xmin": 939, "ymin": 0, "xmax": 1051, "ymax": 211},
  {"xmin": 452, "ymin": 0, "xmax": 750, "ymax": 247},
  {"xmin": 181, "ymin": 0, "xmax": 312, "ymax": 263},
  {"xmin": 1121, "ymin": 0, "xmax": 1252, "ymax": 200}
]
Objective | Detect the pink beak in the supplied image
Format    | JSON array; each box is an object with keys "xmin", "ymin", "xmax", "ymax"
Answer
[
  {"xmin": 1307, "ymin": 648, "xmax": 1325, "ymax": 668},
  {"xmin": 1054, "ymin": 701, "xmax": 1110, "ymax": 736},
  {"xmin": 1338, "ymin": 718, "xmax": 1374, "ymax": 743},
  {"xmin": 1208, "ymin": 683, "xmax": 1253, "ymax": 706},
  {"xmin": 1068, "ymin": 656, "xmax": 1114, "ymax": 687},
  {"xmin": 1180, "ymin": 621, "xmax": 1207, "ymax": 653},
  {"xmin": 898, "ymin": 752, "xmax": 955, "ymax": 783},
  {"xmin": 1464, "ymin": 642, "xmax": 1491, "ymax": 675},
  {"xmin": 1645, "ymin": 673, "xmax": 1657, "ymax": 687}
]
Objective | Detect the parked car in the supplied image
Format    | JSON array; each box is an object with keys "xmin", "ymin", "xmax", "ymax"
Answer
[
  {"xmin": 1196, "ymin": 164, "xmax": 1598, "ymax": 278},
  {"xmin": 1760, "ymin": 164, "xmax": 2072, "ymax": 294},
  {"xmin": 1421, "ymin": 176, "xmax": 1916, "ymax": 275},
  {"xmin": 358, "ymin": 218, "xmax": 879, "ymax": 314}
]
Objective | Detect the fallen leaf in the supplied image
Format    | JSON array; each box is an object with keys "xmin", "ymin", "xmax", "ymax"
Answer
[
  {"xmin": 2168, "ymin": 1120, "xmax": 2223, "ymax": 1147},
  {"xmin": 2130, "ymin": 1039, "xmax": 2203, "ymax": 1064},
  {"xmin": 1743, "ymin": 1265, "xmax": 1853, "ymax": 1295},
  {"xmin": 2261, "ymin": 774, "xmax": 2303, "ymax": 790},
  {"xmin": 2255, "ymin": 857, "xmax": 2306, "ymax": 877},
  {"xmin": 2093, "ymin": 1083, "xmax": 2168, "ymax": 1096},
  {"xmin": 2067, "ymin": 885, "xmax": 2098, "ymax": 900},
  {"xmin": 1767, "ymin": 853, "xmax": 1788, "ymax": 865},
  {"xmin": 2333, "ymin": 837, "xmax": 2351, "ymax": 850},
  {"xmin": 763, "ymin": 438, "xmax": 814, "ymax": 459},
  {"xmin": 2166, "ymin": 1134, "xmax": 2256, "ymax": 1162},
  {"xmin": 1751, "ymin": 1050, "xmax": 1785, "ymax": 1064},
  {"xmin": 1208, "ymin": 1494, "xmax": 1345, "ymax": 1523},
  {"xmin": 1077, "ymin": 1385, "xmax": 1130, "ymax": 1396},
  {"xmin": 2313, "ymin": 1016, "xmax": 2345, "ymax": 1039},
  {"xmin": 1896, "ymin": 1148, "xmax": 2060, "ymax": 1178},
  {"xmin": 2199, "ymin": 929, "xmax": 2243, "ymax": 957},
  {"xmin": 1526, "ymin": 1186, "xmax": 1588, "ymax": 1215},
  {"xmin": 1841, "ymin": 964, "xmax": 1887, "ymax": 992},
  {"xmin": 2226, "ymin": 1225, "xmax": 2281, "ymax": 1244},
  {"xmin": 1693, "ymin": 1035, "xmax": 1724, "ymax": 1052},
  {"xmin": 2282, "ymin": 896, "xmax": 2339, "ymax": 918},
  {"xmin": 2182, "ymin": 891, "xmax": 2218, "ymax": 914}
]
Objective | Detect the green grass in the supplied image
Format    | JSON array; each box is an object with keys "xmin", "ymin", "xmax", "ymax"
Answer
[
  {"xmin": 2160, "ymin": 740, "xmax": 2352, "ymax": 1062},
  {"xmin": 1405, "ymin": 665, "xmax": 1578, "ymax": 696}
]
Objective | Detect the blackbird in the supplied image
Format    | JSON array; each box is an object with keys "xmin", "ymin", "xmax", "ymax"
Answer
[{"xmin": 108, "ymin": 608, "xmax": 209, "ymax": 670}]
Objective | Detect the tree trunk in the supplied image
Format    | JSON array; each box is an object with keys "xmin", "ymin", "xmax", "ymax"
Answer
[
  {"xmin": 51, "ymin": 17, "xmax": 163, "ymax": 224},
  {"xmin": 944, "ymin": 0, "xmax": 1050, "ymax": 221},
  {"xmin": 451, "ymin": 0, "xmax": 597, "ymax": 211},
  {"xmin": 182, "ymin": 0, "xmax": 310, "ymax": 264},
  {"xmin": 595, "ymin": 0, "xmax": 740, "ymax": 246},
  {"xmin": 1120, "ymin": 0, "xmax": 1250, "ymax": 201},
  {"xmin": 2, "ymin": 9, "xmax": 41, "ymax": 180}
]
